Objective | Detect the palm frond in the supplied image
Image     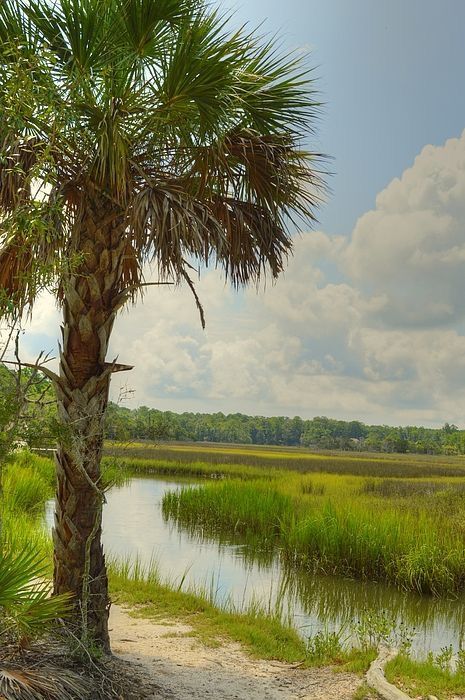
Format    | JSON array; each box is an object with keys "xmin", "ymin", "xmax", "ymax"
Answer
[
  {"xmin": 129, "ymin": 183, "xmax": 226, "ymax": 279},
  {"xmin": 0, "ymin": 665, "xmax": 91, "ymax": 700},
  {"xmin": 0, "ymin": 548, "xmax": 72, "ymax": 645},
  {"xmin": 22, "ymin": 0, "xmax": 112, "ymax": 75},
  {"xmin": 0, "ymin": 199, "xmax": 66, "ymax": 317},
  {"xmin": 0, "ymin": 550, "xmax": 48, "ymax": 606},
  {"xmin": 0, "ymin": 0, "xmax": 326, "ymax": 317},
  {"xmin": 115, "ymin": 0, "xmax": 191, "ymax": 57},
  {"xmin": 236, "ymin": 38, "xmax": 321, "ymax": 135}
]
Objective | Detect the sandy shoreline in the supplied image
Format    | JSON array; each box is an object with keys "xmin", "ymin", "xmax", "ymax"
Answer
[{"xmin": 110, "ymin": 605, "xmax": 362, "ymax": 700}]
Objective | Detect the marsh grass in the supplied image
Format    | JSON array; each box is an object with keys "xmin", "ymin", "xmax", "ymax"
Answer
[
  {"xmin": 2, "ymin": 508, "xmax": 52, "ymax": 561},
  {"xmin": 163, "ymin": 477, "xmax": 465, "ymax": 595},
  {"xmin": 1, "ymin": 451, "xmax": 133, "ymax": 567},
  {"xmin": 1, "ymin": 453, "xmax": 56, "ymax": 562},
  {"xmin": 163, "ymin": 481, "xmax": 292, "ymax": 538},
  {"xmin": 105, "ymin": 441, "xmax": 465, "ymax": 478},
  {"xmin": 103, "ymin": 437, "xmax": 465, "ymax": 576},
  {"xmin": 359, "ymin": 479, "xmax": 465, "ymax": 498},
  {"xmin": 8, "ymin": 451, "xmax": 56, "ymax": 485},
  {"xmin": 3, "ymin": 467, "xmax": 52, "ymax": 515},
  {"xmin": 102, "ymin": 455, "xmax": 276, "ymax": 481}
]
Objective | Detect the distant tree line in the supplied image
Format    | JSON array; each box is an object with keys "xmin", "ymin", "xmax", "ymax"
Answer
[
  {"xmin": 3, "ymin": 367, "xmax": 463, "ymax": 456},
  {"xmin": 104, "ymin": 403, "xmax": 465, "ymax": 455}
]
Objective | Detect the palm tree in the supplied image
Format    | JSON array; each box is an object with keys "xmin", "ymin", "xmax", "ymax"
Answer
[{"xmin": 0, "ymin": 0, "xmax": 324, "ymax": 650}]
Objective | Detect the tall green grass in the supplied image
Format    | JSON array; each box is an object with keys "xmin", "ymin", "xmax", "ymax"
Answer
[
  {"xmin": 1, "ymin": 452, "xmax": 55, "ymax": 561},
  {"xmin": 163, "ymin": 479, "xmax": 465, "ymax": 595},
  {"xmin": 1, "ymin": 451, "xmax": 130, "ymax": 552},
  {"xmin": 3, "ymin": 467, "xmax": 52, "ymax": 514},
  {"xmin": 2, "ymin": 507, "xmax": 52, "ymax": 559},
  {"xmin": 163, "ymin": 482, "xmax": 292, "ymax": 537}
]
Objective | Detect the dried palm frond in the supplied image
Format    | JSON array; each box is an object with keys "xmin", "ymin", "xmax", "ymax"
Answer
[
  {"xmin": 0, "ymin": 196, "xmax": 66, "ymax": 317},
  {"xmin": 0, "ymin": 239, "xmax": 32, "ymax": 300},
  {"xmin": 211, "ymin": 197, "xmax": 292, "ymax": 285},
  {"xmin": 0, "ymin": 665, "xmax": 92, "ymax": 700},
  {"xmin": 0, "ymin": 137, "xmax": 42, "ymax": 211},
  {"xmin": 129, "ymin": 183, "xmax": 227, "ymax": 280}
]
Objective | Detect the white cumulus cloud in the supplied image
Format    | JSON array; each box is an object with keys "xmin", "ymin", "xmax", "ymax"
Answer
[{"xmin": 15, "ymin": 129, "xmax": 465, "ymax": 426}]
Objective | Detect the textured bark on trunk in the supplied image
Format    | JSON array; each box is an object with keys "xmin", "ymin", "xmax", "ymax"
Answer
[{"xmin": 52, "ymin": 199, "xmax": 127, "ymax": 652}]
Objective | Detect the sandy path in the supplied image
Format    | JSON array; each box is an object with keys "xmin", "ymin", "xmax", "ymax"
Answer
[{"xmin": 110, "ymin": 605, "xmax": 362, "ymax": 700}]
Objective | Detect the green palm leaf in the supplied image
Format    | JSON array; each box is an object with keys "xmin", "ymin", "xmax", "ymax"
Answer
[
  {"xmin": 0, "ymin": 549, "xmax": 72, "ymax": 643},
  {"xmin": 0, "ymin": 0, "xmax": 325, "ymax": 315}
]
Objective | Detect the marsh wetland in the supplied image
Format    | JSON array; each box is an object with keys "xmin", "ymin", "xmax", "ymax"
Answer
[
  {"xmin": 8, "ymin": 443, "xmax": 465, "ymax": 696},
  {"xmin": 46, "ymin": 473, "xmax": 465, "ymax": 659},
  {"xmin": 87, "ymin": 444, "xmax": 465, "ymax": 657}
]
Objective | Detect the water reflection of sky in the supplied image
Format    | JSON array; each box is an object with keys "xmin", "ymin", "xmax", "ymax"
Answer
[{"xmin": 45, "ymin": 477, "xmax": 465, "ymax": 658}]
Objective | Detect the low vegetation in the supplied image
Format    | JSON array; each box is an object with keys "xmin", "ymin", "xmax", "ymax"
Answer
[
  {"xmin": 105, "ymin": 441, "xmax": 465, "ymax": 478},
  {"xmin": 385, "ymin": 652, "xmax": 465, "ymax": 698}
]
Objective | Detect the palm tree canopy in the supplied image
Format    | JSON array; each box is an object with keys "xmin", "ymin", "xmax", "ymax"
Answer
[
  {"xmin": 0, "ymin": 0, "xmax": 326, "ymax": 652},
  {"xmin": 0, "ymin": 0, "xmax": 324, "ymax": 317}
]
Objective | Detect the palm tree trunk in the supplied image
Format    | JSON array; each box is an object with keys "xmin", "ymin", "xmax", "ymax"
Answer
[{"xmin": 52, "ymin": 200, "xmax": 126, "ymax": 652}]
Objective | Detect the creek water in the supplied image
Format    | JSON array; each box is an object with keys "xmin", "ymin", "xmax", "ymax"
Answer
[{"xmin": 45, "ymin": 476, "xmax": 465, "ymax": 657}]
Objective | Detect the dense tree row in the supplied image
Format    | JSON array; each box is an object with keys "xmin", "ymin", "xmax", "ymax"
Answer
[
  {"xmin": 3, "ymin": 365, "xmax": 463, "ymax": 456},
  {"xmin": 104, "ymin": 403, "xmax": 465, "ymax": 455}
]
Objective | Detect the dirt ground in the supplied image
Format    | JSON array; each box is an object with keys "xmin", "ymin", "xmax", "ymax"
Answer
[{"xmin": 110, "ymin": 605, "xmax": 362, "ymax": 700}]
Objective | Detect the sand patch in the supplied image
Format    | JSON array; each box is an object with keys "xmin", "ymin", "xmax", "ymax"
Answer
[{"xmin": 110, "ymin": 605, "xmax": 361, "ymax": 699}]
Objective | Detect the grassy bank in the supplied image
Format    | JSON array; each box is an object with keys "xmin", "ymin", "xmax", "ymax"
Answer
[
  {"xmin": 385, "ymin": 653, "xmax": 465, "ymax": 699},
  {"xmin": 108, "ymin": 557, "xmax": 374, "ymax": 671},
  {"xmin": 109, "ymin": 558, "xmax": 310, "ymax": 663}
]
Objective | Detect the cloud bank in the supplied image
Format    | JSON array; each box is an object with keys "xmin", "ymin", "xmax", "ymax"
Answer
[{"xmin": 21, "ymin": 129, "xmax": 465, "ymax": 426}]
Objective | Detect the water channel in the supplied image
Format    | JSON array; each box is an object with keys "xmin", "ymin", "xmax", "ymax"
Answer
[{"xmin": 45, "ymin": 476, "xmax": 465, "ymax": 657}]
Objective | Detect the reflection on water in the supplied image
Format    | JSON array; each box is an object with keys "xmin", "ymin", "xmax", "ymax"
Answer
[
  {"xmin": 286, "ymin": 571, "xmax": 465, "ymax": 655},
  {"xmin": 45, "ymin": 477, "xmax": 465, "ymax": 657}
]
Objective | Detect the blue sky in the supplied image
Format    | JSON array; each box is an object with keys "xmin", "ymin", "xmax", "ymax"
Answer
[
  {"xmin": 230, "ymin": 0, "xmax": 465, "ymax": 237},
  {"xmin": 23, "ymin": 1, "xmax": 465, "ymax": 427}
]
